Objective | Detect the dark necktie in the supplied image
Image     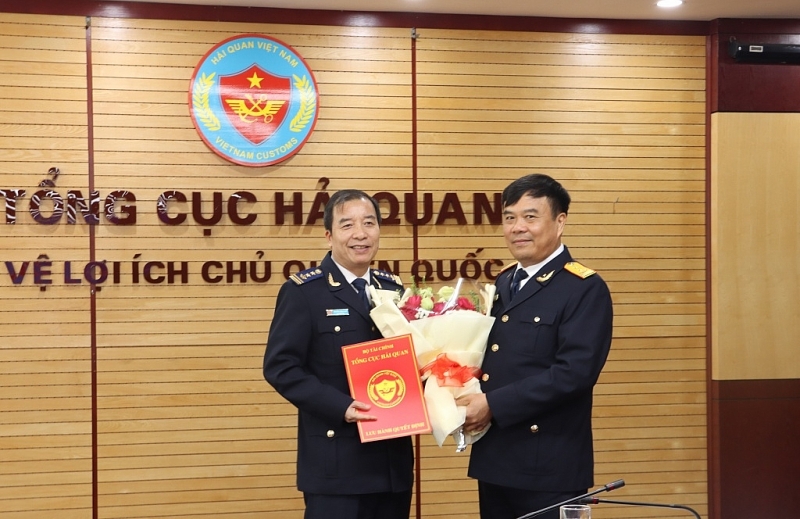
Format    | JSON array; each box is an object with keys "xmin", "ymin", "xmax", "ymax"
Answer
[
  {"xmin": 510, "ymin": 269, "xmax": 529, "ymax": 298},
  {"xmin": 351, "ymin": 278, "xmax": 371, "ymax": 312}
]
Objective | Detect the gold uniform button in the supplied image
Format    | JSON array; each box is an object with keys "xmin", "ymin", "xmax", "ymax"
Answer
[
  {"xmin": 326, "ymin": 430, "xmax": 335, "ymax": 438},
  {"xmin": 501, "ymin": 315, "xmax": 509, "ymax": 323},
  {"xmin": 491, "ymin": 344, "xmax": 499, "ymax": 352},
  {"xmin": 534, "ymin": 316, "xmax": 541, "ymax": 323},
  {"xmin": 530, "ymin": 424, "xmax": 539, "ymax": 433},
  {"xmin": 334, "ymin": 326, "xmax": 341, "ymax": 332},
  {"xmin": 481, "ymin": 373, "xmax": 490, "ymax": 382}
]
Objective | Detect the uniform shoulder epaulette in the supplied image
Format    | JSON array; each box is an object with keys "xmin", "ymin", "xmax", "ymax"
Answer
[
  {"xmin": 290, "ymin": 267, "xmax": 324, "ymax": 285},
  {"xmin": 564, "ymin": 261, "xmax": 596, "ymax": 279},
  {"xmin": 372, "ymin": 269, "xmax": 403, "ymax": 287},
  {"xmin": 499, "ymin": 262, "xmax": 517, "ymax": 274}
]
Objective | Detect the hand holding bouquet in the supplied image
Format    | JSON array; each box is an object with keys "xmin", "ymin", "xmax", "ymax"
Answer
[{"xmin": 368, "ymin": 278, "xmax": 496, "ymax": 450}]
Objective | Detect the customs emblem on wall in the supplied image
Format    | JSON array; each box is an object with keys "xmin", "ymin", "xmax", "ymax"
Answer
[{"xmin": 189, "ymin": 34, "xmax": 319, "ymax": 167}]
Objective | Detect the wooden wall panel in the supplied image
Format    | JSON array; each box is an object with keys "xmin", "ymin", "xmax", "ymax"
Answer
[
  {"xmin": 711, "ymin": 26, "xmax": 800, "ymax": 113},
  {"xmin": 415, "ymin": 28, "xmax": 708, "ymax": 518},
  {"xmin": 0, "ymin": 13, "xmax": 92, "ymax": 519},
  {"xmin": 714, "ymin": 379, "xmax": 800, "ymax": 519},
  {"xmin": 87, "ymin": 16, "xmax": 411, "ymax": 519},
  {"xmin": 0, "ymin": 9, "xmax": 711, "ymax": 519},
  {"xmin": 710, "ymin": 112, "xmax": 800, "ymax": 380}
]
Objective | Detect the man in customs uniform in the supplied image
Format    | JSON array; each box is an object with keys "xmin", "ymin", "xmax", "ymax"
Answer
[
  {"xmin": 457, "ymin": 174, "xmax": 614, "ymax": 519},
  {"xmin": 263, "ymin": 189, "xmax": 412, "ymax": 519}
]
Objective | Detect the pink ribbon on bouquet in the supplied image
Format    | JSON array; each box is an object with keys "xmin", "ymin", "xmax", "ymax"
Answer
[{"xmin": 420, "ymin": 354, "xmax": 482, "ymax": 387}]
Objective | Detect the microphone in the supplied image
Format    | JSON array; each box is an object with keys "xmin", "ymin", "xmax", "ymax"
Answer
[
  {"xmin": 515, "ymin": 479, "xmax": 625, "ymax": 519},
  {"xmin": 578, "ymin": 497, "xmax": 701, "ymax": 519}
]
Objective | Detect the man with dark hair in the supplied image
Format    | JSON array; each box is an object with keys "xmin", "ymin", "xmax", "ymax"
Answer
[
  {"xmin": 264, "ymin": 189, "xmax": 412, "ymax": 519},
  {"xmin": 457, "ymin": 174, "xmax": 614, "ymax": 519}
]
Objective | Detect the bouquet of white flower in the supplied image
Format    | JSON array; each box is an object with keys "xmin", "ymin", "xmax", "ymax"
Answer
[{"xmin": 368, "ymin": 278, "xmax": 496, "ymax": 450}]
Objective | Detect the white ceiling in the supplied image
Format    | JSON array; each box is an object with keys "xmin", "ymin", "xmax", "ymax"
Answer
[{"xmin": 126, "ymin": 0, "xmax": 800, "ymax": 22}]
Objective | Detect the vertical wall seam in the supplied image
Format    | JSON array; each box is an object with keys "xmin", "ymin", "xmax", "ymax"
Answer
[
  {"xmin": 85, "ymin": 15, "xmax": 98, "ymax": 519},
  {"xmin": 410, "ymin": 26, "xmax": 422, "ymax": 519},
  {"xmin": 411, "ymin": 28, "xmax": 419, "ymax": 265},
  {"xmin": 704, "ymin": 32, "xmax": 719, "ymax": 519}
]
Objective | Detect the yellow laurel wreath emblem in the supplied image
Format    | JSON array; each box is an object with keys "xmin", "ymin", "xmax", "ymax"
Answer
[
  {"xmin": 192, "ymin": 72, "xmax": 221, "ymax": 132},
  {"xmin": 290, "ymin": 74, "xmax": 316, "ymax": 133}
]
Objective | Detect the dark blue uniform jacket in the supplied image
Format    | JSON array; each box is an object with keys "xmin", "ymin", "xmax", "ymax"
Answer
[
  {"xmin": 263, "ymin": 252, "xmax": 413, "ymax": 494},
  {"xmin": 469, "ymin": 246, "xmax": 613, "ymax": 492}
]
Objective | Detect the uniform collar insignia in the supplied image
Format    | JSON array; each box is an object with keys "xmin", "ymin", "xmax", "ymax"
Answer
[
  {"xmin": 536, "ymin": 270, "xmax": 555, "ymax": 283},
  {"xmin": 327, "ymin": 273, "xmax": 341, "ymax": 287}
]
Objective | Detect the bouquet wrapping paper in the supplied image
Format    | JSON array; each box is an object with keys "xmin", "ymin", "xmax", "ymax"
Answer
[{"xmin": 368, "ymin": 281, "xmax": 496, "ymax": 448}]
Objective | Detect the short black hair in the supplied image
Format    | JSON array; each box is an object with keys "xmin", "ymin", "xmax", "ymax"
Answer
[
  {"xmin": 502, "ymin": 174, "xmax": 571, "ymax": 217},
  {"xmin": 323, "ymin": 189, "xmax": 382, "ymax": 231}
]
